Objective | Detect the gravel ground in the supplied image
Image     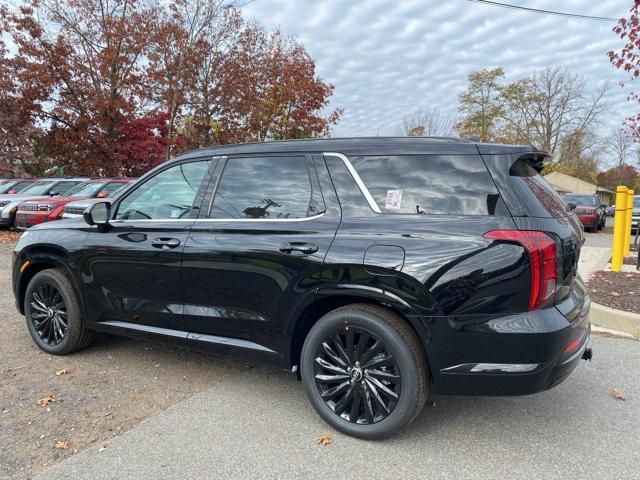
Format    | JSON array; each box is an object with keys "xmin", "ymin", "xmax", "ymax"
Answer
[{"xmin": 0, "ymin": 247, "xmax": 247, "ymax": 480}]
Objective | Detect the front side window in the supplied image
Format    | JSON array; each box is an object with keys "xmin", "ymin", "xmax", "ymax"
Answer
[
  {"xmin": 115, "ymin": 161, "xmax": 210, "ymax": 220},
  {"xmin": 349, "ymin": 155, "xmax": 505, "ymax": 215},
  {"xmin": 65, "ymin": 182, "xmax": 103, "ymax": 198},
  {"xmin": 210, "ymin": 156, "xmax": 317, "ymax": 219}
]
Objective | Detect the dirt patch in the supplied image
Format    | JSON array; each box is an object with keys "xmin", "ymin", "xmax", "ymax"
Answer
[
  {"xmin": 623, "ymin": 255, "xmax": 638, "ymax": 267},
  {"xmin": 0, "ymin": 230, "xmax": 20, "ymax": 244},
  {"xmin": 0, "ymin": 252, "xmax": 247, "ymax": 479},
  {"xmin": 586, "ymin": 270, "xmax": 640, "ymax": 314}
]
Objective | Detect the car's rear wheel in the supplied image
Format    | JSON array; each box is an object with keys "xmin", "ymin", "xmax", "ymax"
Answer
[
  {"xmin": 300, "ymin": 304, "xmax": 427, "ymax": 439},
  {"xmin": 25, "ymin": 269, "xmax": 94, "ymax": 355}
]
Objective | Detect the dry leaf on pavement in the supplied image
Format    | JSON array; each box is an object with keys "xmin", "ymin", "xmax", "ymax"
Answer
[
  {"xmin": 316, "ymin": 434, "xmax": 333, "ymax": 446},
  {"xmin": 428, "ymin": 400, "xmax": 437, "ymax": 408},
  {"xmin": 54, "ymin": 368, "xmax": 68, "ymax": 377},
  {"xmin": 37, "ymin": 394, "xmax": 56, "ymax": 406},
  {"xmin": 54, "ymin": 440, "xmax": 69, "ymax": 450},
  {"xmin": 612, "ymin": 388, "xmax": 626, "ymax": 401}
]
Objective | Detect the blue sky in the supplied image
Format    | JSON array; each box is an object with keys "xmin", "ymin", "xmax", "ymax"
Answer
[{"xmin": 242, "ymin": 0, "xmax": 636, "ymax": 143}]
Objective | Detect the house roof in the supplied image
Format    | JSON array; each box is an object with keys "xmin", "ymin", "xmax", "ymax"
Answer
[{"xmin": 543, "ymin": 171, "xmax": 613, "ymax": 194}]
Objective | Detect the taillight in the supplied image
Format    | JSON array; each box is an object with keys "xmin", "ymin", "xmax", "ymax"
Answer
[{"xmin": 484, "ymin": 230, "xmax": 557, "ymax": 311}]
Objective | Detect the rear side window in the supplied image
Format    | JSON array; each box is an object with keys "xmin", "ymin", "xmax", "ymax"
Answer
[
  {"xmin": 349, "ymin": 155, "xmax": 506, "ymax": 215},
  {"xmin": 210, "ymin": 156, "xmax": 322, "ymax": 219},
  {"xmin": 509, "ymin": 158, "xmax": 568, "ymax": 218}
]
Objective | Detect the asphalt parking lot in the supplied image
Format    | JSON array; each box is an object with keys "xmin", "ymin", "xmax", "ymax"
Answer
[{"xmin": 1, "ymin": 244, "xmax": 639, "ymax": 480}]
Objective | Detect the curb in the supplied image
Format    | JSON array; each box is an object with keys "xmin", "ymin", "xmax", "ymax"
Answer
[{"xmin": 589, "ymin": 302, "xmax": 640, "ymax": 339}]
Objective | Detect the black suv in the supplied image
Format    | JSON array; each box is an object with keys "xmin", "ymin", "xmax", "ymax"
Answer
[{"xmin": 12, "ymin": 138, "xmax": 591, "ymax": 439}]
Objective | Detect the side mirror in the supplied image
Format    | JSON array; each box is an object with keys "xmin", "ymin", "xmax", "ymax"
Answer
[
  {"xmin": 96, "ymin": 191, "xmax": 109, "ymax": 198},
  {"xmin": 83, "ymin": 201, "xmax": 111, "ymax": 227},
  {"xmin": 567, "ymin": 202, "xmax": 577, "ymax": 211},
  {"xmin": 49, "ymin": 190, "xmax": 59, "ymax": 197}
]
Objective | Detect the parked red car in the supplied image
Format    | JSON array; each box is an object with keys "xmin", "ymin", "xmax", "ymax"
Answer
[
  {"xmin": 561, "ymin": 194, "xmax": 605, "ymax": 232},
  {"xmin": 15, "ymin": 178, "xmax": 133, "ymax": 229}
]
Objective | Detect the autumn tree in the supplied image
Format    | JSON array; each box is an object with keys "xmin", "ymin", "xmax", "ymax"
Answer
[
  {"xmin": 398, "ymin": 107, "xmax": 455, "ymax": 137},
  {"xmin": 0, "ymin": 8, "xmax": 40, "ymax": 175},
  {"xmin": 610, "ymin": 1, "xmax": 640, "ymax": 137},
  {"xmin": 454, "ymin": 67, "xmax": 505, "ymax": 142},
  {"xmin": 597, "ymin": 164, "xmax": 640, "ymax": 191},
  {"xmin": 148, "ymin": 0, "xmax": 243, "ymax": 159},
  {"xmin": 1, "ymin": 0, "xmax": 163, "ymax": 175},
  {"xmin": 500, "ymin": 67, "xmax": 609, "ymax": 155}
]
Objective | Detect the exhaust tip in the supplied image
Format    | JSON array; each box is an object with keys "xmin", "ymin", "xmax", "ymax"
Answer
[{"xmin": 582, "ymin": 347, "xmax": 593, "ymax": 361}]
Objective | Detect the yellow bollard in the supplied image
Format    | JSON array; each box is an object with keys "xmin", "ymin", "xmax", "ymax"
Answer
[
  {"xmin": 624, "ymin": 189, "xmax": 635, "ymax": 257},
  {"xmin": 611, "ymin": 185, "xmax": 629, "ymax": 272}
]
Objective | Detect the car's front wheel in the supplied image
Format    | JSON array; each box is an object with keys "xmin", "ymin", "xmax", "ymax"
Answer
[
  {"xmin": 300, "ymin": 304, "xmax": 428, "ymax": 439},
  {"xmin": 25, "ymin": 268, "xmax": 94, "ymax": 355}
]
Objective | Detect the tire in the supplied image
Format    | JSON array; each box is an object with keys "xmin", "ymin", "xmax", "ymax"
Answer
[
  {"xmin": 24, "ymin": 268, "xmax": 94, "ymax": 355},
  {"xmin": 300, "ymin": 304, "xmax": 428, "ymax": 440}
]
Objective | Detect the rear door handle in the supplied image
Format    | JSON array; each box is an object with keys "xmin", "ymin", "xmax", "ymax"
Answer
[
  {"xmin": 151, "ymin": 238, "xmax": 181, "ymax": 249},
  {"xmin": 279, "ymin": 242, "xmax": 318, "ymax": 255}
]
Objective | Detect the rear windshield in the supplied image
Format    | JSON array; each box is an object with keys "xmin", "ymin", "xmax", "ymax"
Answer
[
  {"xmin": 349, "ymin": 154, "xmax": 508, "ymax": 215},
  {"xmin": 20, "ymin": 180, "xmax": 56, "ymax": 195},
  {"xmin": 562, "ymin": 194, "xmax": 596, "ymax": 206}
]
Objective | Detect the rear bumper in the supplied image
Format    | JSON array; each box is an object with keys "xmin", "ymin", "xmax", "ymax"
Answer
[{"xmin": 432, "ymin": 282, "xmax": 591, "ymax": 396}]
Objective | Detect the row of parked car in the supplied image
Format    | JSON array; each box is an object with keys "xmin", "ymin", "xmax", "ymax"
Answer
[{"xmin": 0, "ymin": 177, "xmax": 135, "ymax": 229}]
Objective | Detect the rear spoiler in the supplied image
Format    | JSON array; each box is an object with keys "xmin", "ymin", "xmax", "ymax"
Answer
[{"xmin": 516, "ymin": 151, "xmax": 552, "ymax": 173}]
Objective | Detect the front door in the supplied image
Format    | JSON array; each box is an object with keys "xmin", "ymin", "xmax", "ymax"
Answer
[
  {"xmin": 80, "ymin": 158, "xmax": 214, "ymax": 332},
  {"xmin": 181, "ymin": 154, "xmax": 341, "ymax": 359}
]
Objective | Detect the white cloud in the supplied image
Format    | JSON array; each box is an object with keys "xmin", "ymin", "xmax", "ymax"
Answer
[{"xmin": 242, "ymin": 0, "xmax": 636, "ymax": 143}]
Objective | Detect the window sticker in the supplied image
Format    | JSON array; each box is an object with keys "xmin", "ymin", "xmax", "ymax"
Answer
[{"xmin": 385, "ymin": 189, "xmax": 403, "ymax": 210}]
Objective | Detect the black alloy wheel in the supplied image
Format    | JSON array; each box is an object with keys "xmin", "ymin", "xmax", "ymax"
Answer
[
  {"xmin": 314, "ymin": 326, "xmax": 401, "ymax": 424},
  {"xmin": 25, "ymin": 269, "xmax": 95, "ymax": 354},
  {"xmin": 29, "ymin": 282, "xmax": 68, "ymax": 346},
  {"xmin": 301, "ymin": 304, "xmax": 428, "ymax": 439}
]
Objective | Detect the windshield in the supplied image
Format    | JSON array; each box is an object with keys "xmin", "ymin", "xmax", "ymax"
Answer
[
  {"xmin": 65, "ymin": 182, "xmax": 104, "ymax": 198},
  {"xmin": 562, "ymin": 194, "xmax": 596, "ymax": 206},
  {"xmin": 19, "ymin": 180, "xmax": 56, "ymax": 195},
  {"xmin": 635, "ymin": 196, "xmax": 640, "ymax": 209}
]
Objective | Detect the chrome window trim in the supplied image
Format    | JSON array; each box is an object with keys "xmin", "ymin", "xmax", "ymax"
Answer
[
  {"xmin": 323, "ymin": 151, "xmax": 382, "ymax": 213},
  {"xmin": 108, "ymin": 212, "xmax": 326, "ymax": 224}
]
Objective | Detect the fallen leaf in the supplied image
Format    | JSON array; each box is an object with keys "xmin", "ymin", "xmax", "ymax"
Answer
[
  {"xmin": 428, "ymin": 400, "xmax": 437, "ymax": 408},
  {"xmin": 54, "ymin": 440, "xmax": 69, "ymax": 450},
  {"xmin": 612, "ymin": 388, "xmax": 626, "ymax": 401},
  {"xmin": 154, "ymin": 431, "xmax": 161, "ymax": 437},
  {"xmin": 37, "ymin": 394, "xmax": 55, "ymax": 407},
  {"xmin": 316, "ymin": 434, "xmax": 332, "ymax": 446},
  {"xmin": 54, "ymin": 368, "xmax": 68, "ymax": 377},
  {"xmin": 611, "ymin": 292, "xmax": 620, "ymax": 297}
]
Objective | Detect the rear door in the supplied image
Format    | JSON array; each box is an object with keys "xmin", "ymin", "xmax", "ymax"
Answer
[{"xmin": 181, "ymin": 154, "xmax": 340, "ymax": 360}]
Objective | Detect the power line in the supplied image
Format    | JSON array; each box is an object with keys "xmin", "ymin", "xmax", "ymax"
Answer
[{"xmin": 464, "ymin": 0, "xmax": 619, "ymax": 22}]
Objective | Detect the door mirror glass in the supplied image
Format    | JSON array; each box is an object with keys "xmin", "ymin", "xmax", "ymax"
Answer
[{"xmin": 84, "ymin": 201, "xmax": 111, "ymax": 226}]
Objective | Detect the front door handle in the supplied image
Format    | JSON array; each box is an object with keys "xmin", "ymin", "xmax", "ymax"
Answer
[
  {"xmin": 151, "ymin": 238, "xmax": 181, "ymax": 249},
  {"xmin": 279, "ymin": 242, "xmax": 318, "ymax": 255}
]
